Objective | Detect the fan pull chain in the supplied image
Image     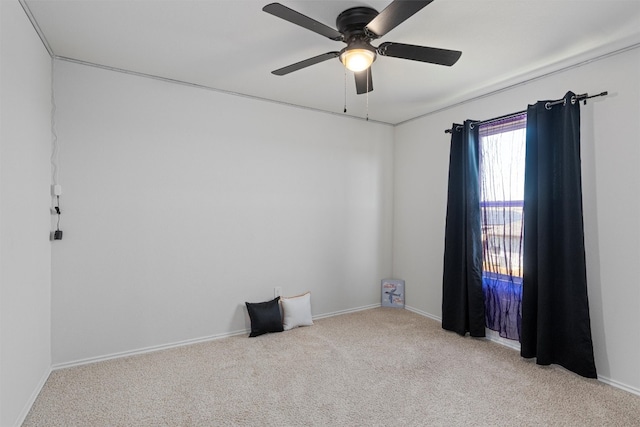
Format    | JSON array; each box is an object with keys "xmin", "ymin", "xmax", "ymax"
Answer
[
  {"xmin": 343, "ymin": 68, "xmax": 347, "ymax": 113},
  {"xmin": 366, "ymin": 71, "xmax": 369, "ymax": 121}
]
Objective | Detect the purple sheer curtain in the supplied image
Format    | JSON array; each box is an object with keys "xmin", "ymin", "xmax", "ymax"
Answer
[{"xmin": 479, "ymin": 114, "xmax": 526, "ymax": 341}]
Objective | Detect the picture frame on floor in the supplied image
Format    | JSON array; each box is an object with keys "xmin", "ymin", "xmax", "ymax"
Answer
[{"xmin": 381, "ymin": 279, "xmax": 404, "ymax": 308}]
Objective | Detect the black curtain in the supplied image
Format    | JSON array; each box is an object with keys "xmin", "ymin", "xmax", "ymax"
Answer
[
  {"xmin": 521, "ymin": 91, "xmax": 597, "ymax": 378},
  {"xmin": 442, "ymin": 121, "xmax": 485, "ymax": 337}
]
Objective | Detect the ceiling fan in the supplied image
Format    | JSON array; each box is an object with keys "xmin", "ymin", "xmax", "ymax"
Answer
[{"xmin": 263, "ymin": 0, "xmax": 462, "ymax": 95}]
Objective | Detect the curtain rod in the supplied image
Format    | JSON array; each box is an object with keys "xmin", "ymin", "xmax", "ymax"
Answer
[{"xmin": 444, "ymin": 91, "xmax": 608, "ymax": 134}]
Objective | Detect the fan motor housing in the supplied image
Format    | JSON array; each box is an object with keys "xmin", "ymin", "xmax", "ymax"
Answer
[{"xmin": 336, "ymin": 7, "xmax": 378, "ymax": 42}]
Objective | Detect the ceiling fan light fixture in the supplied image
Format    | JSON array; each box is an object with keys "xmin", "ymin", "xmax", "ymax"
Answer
[{"xmin": 340, "ymin": 47, "xmax": 376, "ymax": 72}]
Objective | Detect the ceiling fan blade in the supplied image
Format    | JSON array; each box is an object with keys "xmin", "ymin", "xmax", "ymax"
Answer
[
  {"xmin": 354, "ymin": 68, "xmax": 373, "ymax": 94},
  {"xmin": 272, "ymin": 52, "xmax": 340, "ymax": 76},
  {"xmin": 365, "ymin": 0, "xmax": 433, "ymax": 38},
  {"xmin": 378, "ymin": 42, "xmax": 462, "ymax": 66},
  {"xmin": 263, "ymin": 3, "xmax": 343, "ymax": 41}
]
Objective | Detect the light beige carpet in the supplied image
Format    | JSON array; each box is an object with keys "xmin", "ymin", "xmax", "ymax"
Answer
[{"xmin": 23, "ymin": 308, "xmax": 640, "ymax": 426}]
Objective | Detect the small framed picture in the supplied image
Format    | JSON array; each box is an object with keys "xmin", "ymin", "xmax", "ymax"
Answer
[{"xmin": 381, "ymin": 279, "xmax": 404, "ymax": 308}]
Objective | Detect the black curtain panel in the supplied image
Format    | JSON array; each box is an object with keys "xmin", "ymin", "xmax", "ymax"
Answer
[
  {"xmin": 442, "ymin": 120, "xmax": 485, "ymax": 337},
  {"xmin": 521, "ymin": 92, "xmax": 597, "ymax": 378}
]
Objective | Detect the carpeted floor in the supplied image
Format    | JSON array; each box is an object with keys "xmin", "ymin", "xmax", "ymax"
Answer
[{"xmin": 23, "ymin": 308, "xmax": 640, "ymax": 426}]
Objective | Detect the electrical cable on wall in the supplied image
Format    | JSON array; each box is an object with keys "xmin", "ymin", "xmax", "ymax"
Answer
[
  {"xmin": 51, "ymin": 58, "xmax": 63, "ymax": 240},
  {"xmin": 51, "ymin": 59, "xmax": 59, "ymax": 186},
  {"xmin": 54, "ymin": 195, "xmax": 62, "ymax": 240}
]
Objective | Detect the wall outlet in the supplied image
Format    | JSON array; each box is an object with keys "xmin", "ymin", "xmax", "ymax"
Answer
[{"xmin": 274, "ymin": 287, "xmax": 282, "ymax": 298}]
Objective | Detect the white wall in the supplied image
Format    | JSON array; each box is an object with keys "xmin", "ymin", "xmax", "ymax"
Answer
[
  {"xmin": 0, "ymin": 1, "xmax": 53, "ymax": 426},
  {"xmin": 51, "ymin": 60, "xmax": 394, "ymax": 365},
  {"xmin": 394, "ymin": 48, "xmax": 640, "ymax": 392}
]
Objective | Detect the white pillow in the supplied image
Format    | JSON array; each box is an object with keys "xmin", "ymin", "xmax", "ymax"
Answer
[{"xmin": 281, "ymin": 292, "xmax": 313, "ymax": 331}]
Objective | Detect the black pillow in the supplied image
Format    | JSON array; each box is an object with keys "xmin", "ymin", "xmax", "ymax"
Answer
[{"xmin": 245, "ymin": 297, "xmax": 284, "ymax": 337}]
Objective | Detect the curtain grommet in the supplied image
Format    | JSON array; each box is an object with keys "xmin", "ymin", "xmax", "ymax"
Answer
[{"xmin": 545, "ymin": 102, "xmax": 552, "ymax": 110}]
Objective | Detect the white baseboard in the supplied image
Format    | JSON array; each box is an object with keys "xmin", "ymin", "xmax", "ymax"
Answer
[
  {"xmin": 52, "ymin": 303, "xmax": 382, "ymax": 371},
  {"xmin": 404, "ymin": 305, "xmax": 441, "ymax": 322},
  {"xmin": 484, "ymin": 328, "xmax": 521, "ymax": 351},
  {"xmin": 312, "ymin": 303, "xmax": 381, "ymax": 321},
  {"xmin": 404, "ymin": 307, "xmax": 640, "ymax": 397},
  {"xmin": 52, "ymin": 328, "xmax": 248, "ymax": 371},
  {"xmin": 598, "ymin": 375, "xmax": 640, "ymax": 397},
  {"xmin": 13, "ymin": 366, "xmax": 51, "ymax": 427}
]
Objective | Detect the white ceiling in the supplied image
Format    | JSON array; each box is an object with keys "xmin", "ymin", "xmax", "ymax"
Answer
[{"xmin": 23, "ymin": 0, "xmax": 640, "ymax": 125}]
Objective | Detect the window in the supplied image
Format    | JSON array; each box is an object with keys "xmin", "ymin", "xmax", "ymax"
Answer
[{"xmin": 479, "ymin": 113, "xmax": 526, "ymax": 341}]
